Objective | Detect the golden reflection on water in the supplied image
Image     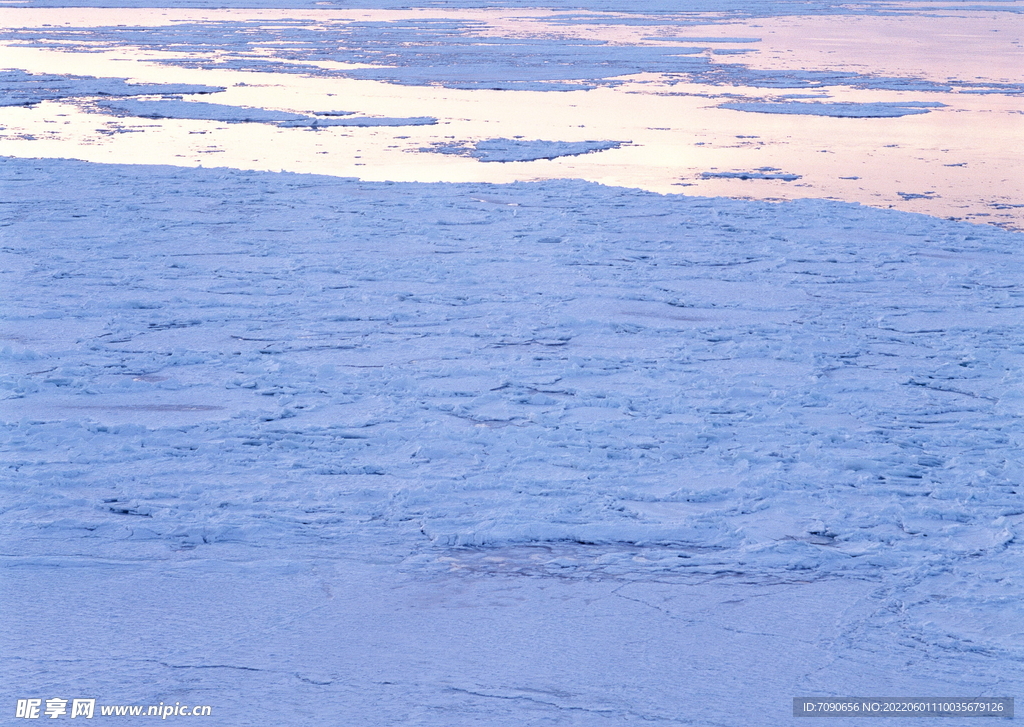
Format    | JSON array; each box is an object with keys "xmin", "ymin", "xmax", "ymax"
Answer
[{"xmin": 0, "ymin": 7, "xmax": 1020, "ymax": 229}]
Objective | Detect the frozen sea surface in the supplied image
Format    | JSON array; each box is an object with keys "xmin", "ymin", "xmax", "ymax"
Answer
[
  {"xmin": 2, "ymin": 155, "xmax": 1022, "ymax": 724},
  {"xmin": 1, "ymin": 1, "xmax": 1022, "ymax": 723},
  {"xmin": 5, "ymin": 154, "xmax": 1023, "ymax": 573}
]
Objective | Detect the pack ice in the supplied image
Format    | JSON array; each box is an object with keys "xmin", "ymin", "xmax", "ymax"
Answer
[
  {"xmin": 4, "ymin": 155, "xmax": 1021, "ymax": 725},
  {"xmin": 2, "ymin": 0, "xmax": 1022, "ymax": 722}
]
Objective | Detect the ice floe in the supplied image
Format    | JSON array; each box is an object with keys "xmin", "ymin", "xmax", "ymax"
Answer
[
  {"xmin": 719, "ymin": 100, "xmax": 947, "ymax": 117},
  {"xmin": 6, "ymin": 18, "xmax": 1022, "ymax": 96},
  {"xmin": 425, "ymin": 138, "xmax": 625, "ymax": 162},
  {"xmin": 700, "ymin": 167, "xmax": 801, "ymax": 181},
  {"xmin": 0, "ymin": 68, "xmax": 223, "ymax": 107},
  {"xmin": 95, "ymin": 98, "xmax": 438, "ymax": 127}
]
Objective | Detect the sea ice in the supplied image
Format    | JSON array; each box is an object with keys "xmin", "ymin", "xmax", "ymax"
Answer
[
  {"xmin": 3, "ymin": 154, "xmax": 1022, "ymax": 725},
  {"xmin": 719, "ymin": 100, "xmax": 947, "ymax": 117},
  {"xmin": 94, "ymin": 98, "xmax": 438, "ymax": 127},
  {"xmin": 425, "ymin": 138, "xmax": 625, "ymax": 162},
  {"xmin": 0, "ymin": 68, "xmax": 223, "ymax": 107},
  {"xmin": 700, "ymin": 167, "xmax": 801, "ymax": 181},
  {"xmin": 2, "ymin": 1, "xmax": 1021, "ymax": 722},
  {"xmin": 96, "ymin": 98, "xmax": 309, "ymax": 123},
  {"xmin": 3, "ymin": 155, "xmax": 1021, "ymax": 582}
]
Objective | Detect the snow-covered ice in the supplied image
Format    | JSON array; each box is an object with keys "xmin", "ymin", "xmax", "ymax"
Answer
[
  {"xmin": 1, "ymin": 1, "xmax": 1022, "ymax": 725},
  {"xmin": 3, "ymin": 155, "xmax": 1023, "ymax": 724}
]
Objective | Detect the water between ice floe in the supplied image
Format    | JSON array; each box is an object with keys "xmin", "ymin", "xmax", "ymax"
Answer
[{"xmin": 0, "ymin": 5, "xmax": 1021, "ymax": 228}]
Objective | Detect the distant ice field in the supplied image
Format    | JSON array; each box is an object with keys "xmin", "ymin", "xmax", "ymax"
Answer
[
  {"xmin": 0, "ymin": 3, "xmax": 1021, "ymax": 227},
  {"xmin": 6, "ymin": 0, "xmax": 1024, "ymax": 13}
]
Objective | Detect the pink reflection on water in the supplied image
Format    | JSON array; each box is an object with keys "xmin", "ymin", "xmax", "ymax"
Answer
[{"xmin": 0, "ymin": 6, "xmax": 1020, "ymax": 229}]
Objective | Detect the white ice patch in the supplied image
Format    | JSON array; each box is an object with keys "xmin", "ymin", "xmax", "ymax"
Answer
[
  {"xmin": 425, "ymin": 138, "xmax": 626, "ymax": 162},
  {"xmin": 700, "ymin": 167, "xmax": 801, "ymax": 181}
]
